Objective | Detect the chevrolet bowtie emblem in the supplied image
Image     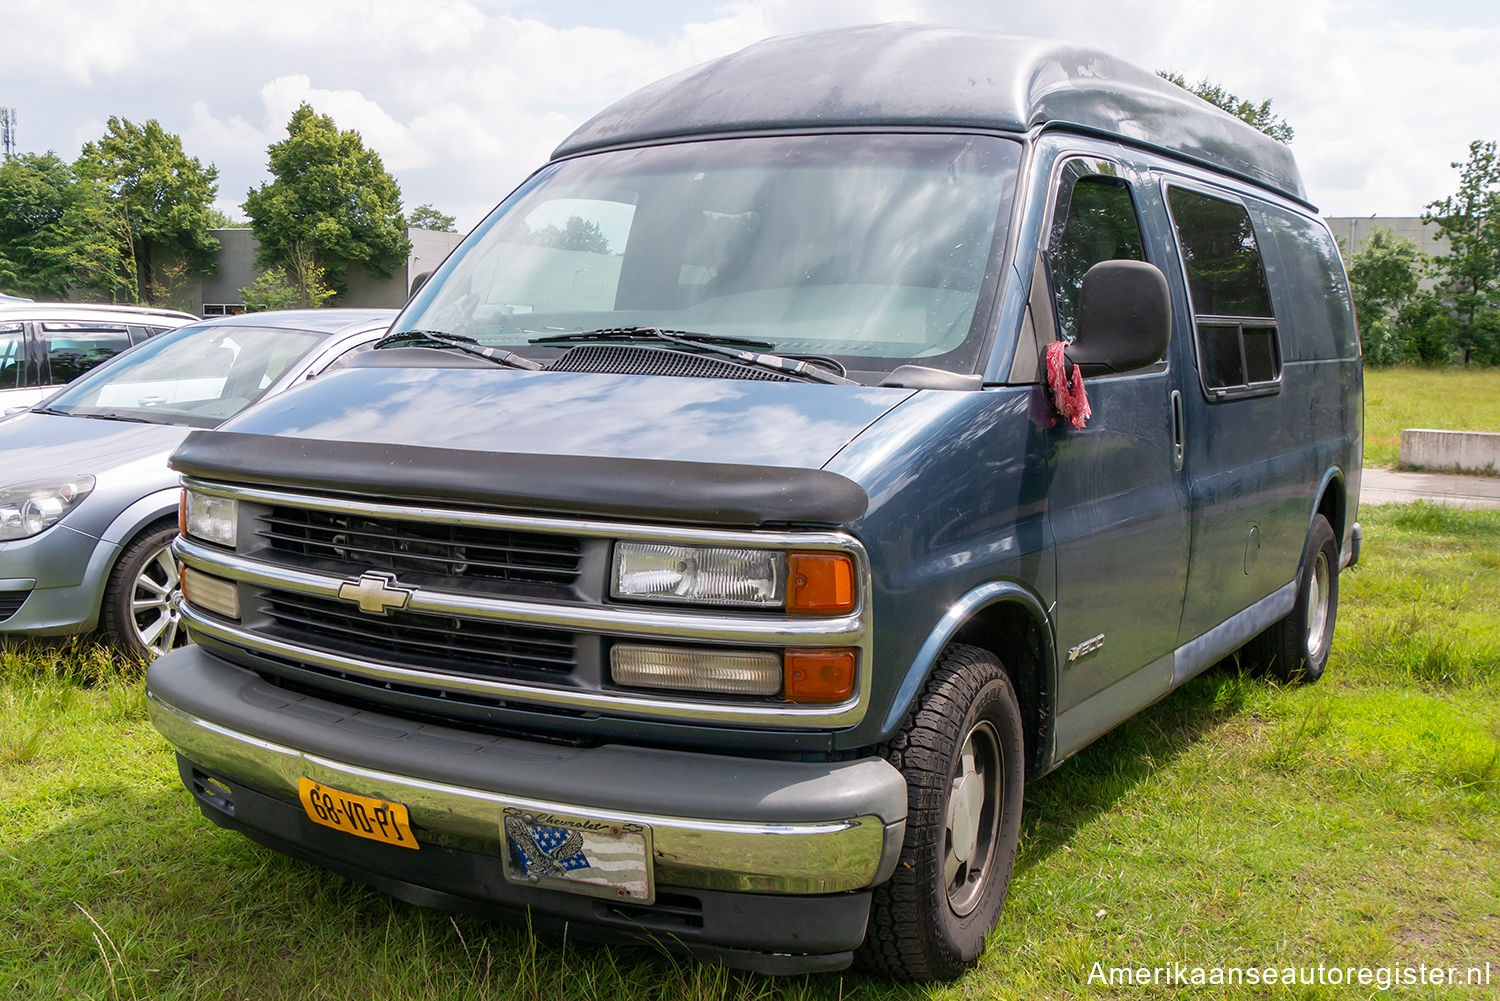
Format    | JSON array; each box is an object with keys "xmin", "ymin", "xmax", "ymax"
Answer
[{"xmin": 336, "ymin": 571, "xmax": 414, "ymax": 616}]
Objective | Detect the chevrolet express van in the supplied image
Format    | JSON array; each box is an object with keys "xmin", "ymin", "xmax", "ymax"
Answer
[{"xmin": 147, "ymin": 25, "xmax": 1363, "ymax": 981}]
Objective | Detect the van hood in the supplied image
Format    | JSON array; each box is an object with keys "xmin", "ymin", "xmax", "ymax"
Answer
[{"xmin": 218, "ymin": 366, "xmax": 915, "ymax": 470}]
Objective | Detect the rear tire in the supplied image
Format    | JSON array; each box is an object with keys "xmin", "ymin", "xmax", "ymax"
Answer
[
  {"xmin": 101, "ymin": 520, "xmax": 186, "ymax": 661},
  {"xmin": 1246, "ymin": 514, "xmax": 1339, "ymax": 683},
  {"xmin": 857, "ymin": 644, "xmax": 1024, "ymax": 981}
]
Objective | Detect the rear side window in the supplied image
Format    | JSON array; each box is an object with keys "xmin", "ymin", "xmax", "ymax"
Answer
[
  {"xmin": 1248, "ymin": 204, "xmax": 1358, "ymax": 361},
  {"xmin": 1168, "ymin": 187, "xmax": 1280, "ymax": 397},
  {"xmin": 0, "ymin": 323, "xmax": 23, "ymax": 388},
  {"xmin": 40, "ymin": 323, "xmax": 132, "ymax": 384}
]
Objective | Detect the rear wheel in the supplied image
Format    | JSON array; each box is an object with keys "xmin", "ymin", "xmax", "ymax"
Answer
[
  {"xmin": 1246, "ymin": 514, "xmax": 1339, "ymax": 683},
  {"xmin": 857, "ymin": 644, "xmax": 1024, "ymax": 981},
  {"xmin": 101, "ymin": 521, "xmax": 186, "ymax": 661}
]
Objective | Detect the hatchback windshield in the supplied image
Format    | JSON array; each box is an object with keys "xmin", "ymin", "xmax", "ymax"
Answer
[
  {"xmin": 43, "ymin": 322, "xmax": 324, "ymax": 427},
  {"xmin": 400, "ymin": 134, "xmax": 1021, "ymax": 377}
]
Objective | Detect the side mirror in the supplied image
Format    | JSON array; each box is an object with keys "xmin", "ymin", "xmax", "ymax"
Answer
[
  {"xmin": 408, "ymin": 271, "xmax": 432, "ymax": 299},
  {"xmin": 1068, "ymin": 260, "xmax": 1171, "ymax": 376}
]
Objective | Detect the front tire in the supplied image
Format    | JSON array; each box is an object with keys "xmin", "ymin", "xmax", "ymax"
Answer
[
  {"xmin": 102, "ymin": 520, "xmax": 187, "ymax": 661},
  {"xmin": 857, "ymin": 644, "xmax": 1025, "ymax": 981}
]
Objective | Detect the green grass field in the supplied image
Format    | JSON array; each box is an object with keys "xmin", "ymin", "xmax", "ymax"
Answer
[
  {"xmin": 3, "ymin": 502, "xmax": 1497, "ymax": 1000},
  {"xmin": 1364, "ymin": 367, "xmax": 1500, "ymax": 469}
]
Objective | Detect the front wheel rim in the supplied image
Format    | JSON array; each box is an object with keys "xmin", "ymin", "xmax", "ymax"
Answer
[
  {"xmin": 1305, "ymin": 549, "xmax": 1331, "ymax": 661},
  {"xmin": 944, "ymin": 719, "xmax": 1004, "ymax": 917},
  {"xmin": 130, "ymin": 544, "xmax": 184, "ymax": 659}
]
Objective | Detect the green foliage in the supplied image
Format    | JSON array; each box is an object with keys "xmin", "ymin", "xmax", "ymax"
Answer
[
  {"xmin": 1422, "ymin": 139, "xmax": 1500, "ymax": 366},
  {"xmin": 239, "ymin": 256, "xmax": 335, "ymax": 312},
  {"xmin": 0, "ymin": 152, "xmax": 138, "ymax": 302},
  {"xmin": 1158, "ymin": 72, "xmax": 1295, "ymax": 143},
  {"xmin": 75, "ymin": 117, "xmax": 221, "ymax": 299},
  {"xmin": 407, "ymin": 203, "xmax": 456, "ymax": 232},
  {"xmin": 1344, "ymin": 226, "xmax": 1426, "ymax": 365},
  {"xmin": 206, "ymin": 208, "xmax": 250, "ymax": 228},
  {"xmin": 244, "ymin": 104, "xmax": 411, "ymax": 285}
]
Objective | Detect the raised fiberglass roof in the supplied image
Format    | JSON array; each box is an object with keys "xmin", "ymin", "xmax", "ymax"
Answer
[{"xmin": 554, "ymin": 24, "xmax": 1307, "ymax": 204}]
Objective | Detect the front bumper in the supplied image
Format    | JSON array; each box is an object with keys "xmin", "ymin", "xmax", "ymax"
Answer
[
  {"xmin": 0, "ymin": 524, "xmax": 113, "ymax": 634},
  {"xmin": 146, "ymin": 646, "xmax": 908, "ymax": 971}
]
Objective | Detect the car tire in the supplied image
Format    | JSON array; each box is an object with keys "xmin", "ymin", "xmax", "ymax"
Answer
[
  {"xmin": 1246, "ymin": 514, "xmax": 1339, "ymax": 684},
  {"xmin": 102, "ymin": 520, "xmax": 187, "ymax": 661},
  {"xmin": 857, "ymin": 643, "xmax": 1025, "ymax": 981}
]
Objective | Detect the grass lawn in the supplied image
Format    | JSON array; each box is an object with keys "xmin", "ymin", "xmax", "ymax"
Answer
[
  {"xmin": 1364, "ymin": 367, "xmax": 1500, "ymax": 469},
  {"xmin": 2, "ymin": 504, "xmax": 1497, "ymax": 1000}
]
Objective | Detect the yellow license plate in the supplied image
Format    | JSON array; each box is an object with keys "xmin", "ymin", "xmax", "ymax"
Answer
[{"xmin": 298, "ymin": 777, "xmax": 419, "ymax": 850}]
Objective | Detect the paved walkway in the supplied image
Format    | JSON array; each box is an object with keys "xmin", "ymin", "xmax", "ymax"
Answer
[{"xmin": 1361, "ymin": 468, "xmax": 1500, "ymax": 509}]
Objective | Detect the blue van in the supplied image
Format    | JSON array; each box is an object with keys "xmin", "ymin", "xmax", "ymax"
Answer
[{"xmin": 147, "ymin": 25, "xmax": 1362, "ymax": 981}]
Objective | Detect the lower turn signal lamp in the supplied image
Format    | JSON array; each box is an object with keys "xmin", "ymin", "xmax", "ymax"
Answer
[{"xmin": 783, "ymin": 648, "xmax": 856, "ymax": 703}]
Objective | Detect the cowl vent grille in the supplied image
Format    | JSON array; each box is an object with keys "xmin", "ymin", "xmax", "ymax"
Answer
[{"xmin": 547, "ymin": 344, "xmax": 795, "ymax": 382}]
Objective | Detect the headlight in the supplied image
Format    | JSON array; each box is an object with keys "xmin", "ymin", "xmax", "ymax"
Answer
[
  {"xmin": 0, "ymin": 476, "xmax": 95, "ymax": 541},
  {"xmin": 612, "ymin": 543, "xmax": 786, "ymax": 608},
  {"xmin": 183, "ymin": 490, "xmax": 237, "ymax": 548}
]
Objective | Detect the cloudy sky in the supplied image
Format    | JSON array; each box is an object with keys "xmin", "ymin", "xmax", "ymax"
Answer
[{"xmin": 4, "ymin": 0, "xmax": 1496, "ymax": 230}]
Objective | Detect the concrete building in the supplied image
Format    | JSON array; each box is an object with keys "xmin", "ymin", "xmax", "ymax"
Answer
[
  {"xmin": 1324, "ymin": 216, "xmax": 1449, "ymax": 260},
  {"xmin": 190, "ymin": 226, "xmax": 464, "ymax": 315}
]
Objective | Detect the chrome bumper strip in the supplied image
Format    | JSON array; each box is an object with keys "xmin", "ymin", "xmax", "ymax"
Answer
[{"xmin": 150, "ymin": 693, "xmax": 902, "ymax": 894}]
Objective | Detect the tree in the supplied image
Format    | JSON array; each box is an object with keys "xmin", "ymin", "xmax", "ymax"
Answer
[
  {"xmin": 1158, "ymin": 72, "xmax": 1295, "ymax": 144},
  {"xmin": 0, "ymin": 152, "xmax": 136, "ymax": 301},
  {"xmin": 1422, "ymin": 139, "xmax": 1500, "ymax": 366},
  {"xmin": 75, "ymin": 118, "xmax": 221, "ymax": 299},
  {"xmin": 207, "ymin": 208, "xmax": 251, "ymax": 228},
  {"xmin": 1343, "ymin": 227, "xmax": 1425, "ymax": 365},
  {"xmin": 244, "ymin": 104, "xmax": 411, "ymax": 289},
  {"xmin": 239, "ymin": 255, "xmax": 335, "ymax": 312},
  {"xmin": 525, "ymin": 215, "xmax": 612, "ymax": 254},
  {"xmin": 408, "ymin": 203, "xmax": 457, "ymax": 232}
]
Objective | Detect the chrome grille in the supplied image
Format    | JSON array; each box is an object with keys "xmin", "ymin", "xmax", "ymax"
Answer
[
  {"xmin": 258, "ymin": 506, "xmax": 582, "ymax": 588},
  {"xmin": 261, "ymin": 589, "xmax": 577, "ymax": 677}
]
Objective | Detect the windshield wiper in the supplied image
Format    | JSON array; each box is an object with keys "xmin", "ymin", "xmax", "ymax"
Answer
[
  {"xmin": 529, "ymin": 327, "xmax": 855, "ymax": 385},
  {"xmin": 34, "ymin": 407, "xmax": 172, "ymax": 424},
  {"xmin": 375, "ymin": 329, "xmax": 543, "ymax": 371}
]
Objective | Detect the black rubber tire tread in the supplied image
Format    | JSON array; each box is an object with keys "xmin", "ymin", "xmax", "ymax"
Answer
[
  {"xmin": 1244, "ymin": 514, "xmax": 1339, "ymax": 684},
  {"xmin": 100, "ymin": 518, "xmax": 180, "ymax": 661},
  {"xmin": 856, "ymin": 643, "xmax": 1024, "ymax": 982}
]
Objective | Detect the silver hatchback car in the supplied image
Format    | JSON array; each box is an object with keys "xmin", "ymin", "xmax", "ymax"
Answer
[
  {"xmin": 0, "ymin": 303, "xmax": 199, "ymax": 413},
  {"xmin": 0, "ymin": 308, "xmax": 395, "ymax": 658}
]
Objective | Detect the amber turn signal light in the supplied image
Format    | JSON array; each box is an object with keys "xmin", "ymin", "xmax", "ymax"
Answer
[
  {"xmin": 786, "ymin": 552, "xmax": 855, "ymax": 614},
  {"xmin": 783, "ymin": 648, "xmax": 856, "ymax": 703},
  {"xmin": 177, "ymin": 489, "xmax": 187, "ymax": 535}
]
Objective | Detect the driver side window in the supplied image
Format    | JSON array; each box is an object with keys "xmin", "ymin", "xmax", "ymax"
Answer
[{"xmin": 1047, "ymin": 162, "xmax": 1147, "ymax": 340}]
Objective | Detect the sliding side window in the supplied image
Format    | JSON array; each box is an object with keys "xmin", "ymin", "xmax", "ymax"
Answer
[{"xmin": 1167, "ymin": 187, "xmax": 1281, "ymax": 398}]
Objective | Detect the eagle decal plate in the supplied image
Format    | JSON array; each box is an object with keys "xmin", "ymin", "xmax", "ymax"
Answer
[{"xmin": 502, "ymin": 808, "xmax": 653, "ymax": 903}]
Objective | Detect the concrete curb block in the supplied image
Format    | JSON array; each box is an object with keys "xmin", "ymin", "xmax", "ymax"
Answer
[{"xmin": 1399, "ymin": 429, "xmax": 1500, "ymax": 475}]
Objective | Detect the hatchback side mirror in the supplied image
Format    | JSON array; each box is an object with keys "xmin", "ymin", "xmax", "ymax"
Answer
[{"xmin": 1067, "ymin": 260, "xmax": 1171, "ymax": 376}]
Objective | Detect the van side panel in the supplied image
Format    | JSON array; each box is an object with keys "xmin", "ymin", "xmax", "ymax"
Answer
[{"xmin": 824, "ymin": 386, "xmax": 1055, "ymax": 750}]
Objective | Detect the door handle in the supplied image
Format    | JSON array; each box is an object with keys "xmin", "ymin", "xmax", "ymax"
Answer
[{"xmin": 1171, "ymin": 389, "xmax": 1185, "ymax": 471}]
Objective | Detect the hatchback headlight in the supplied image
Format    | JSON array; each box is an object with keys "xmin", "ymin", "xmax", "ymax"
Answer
[{"xmin": 0, "ymin": 476, "xmax": 95, "ymax": 541}]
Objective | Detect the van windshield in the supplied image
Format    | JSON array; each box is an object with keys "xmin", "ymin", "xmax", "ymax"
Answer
[{"xmin": 399, "ymin": 133, "xmax": 1021, "ymax": 378}]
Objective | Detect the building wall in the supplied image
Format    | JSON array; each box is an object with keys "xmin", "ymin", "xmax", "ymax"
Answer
[
  {"xmin": 1324, "ymin": 216, "xmax": 1449, "ymax": 259},
  {"xmin": 187, "ymin": 227, "xmax": 464, "ymax": 314}
]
